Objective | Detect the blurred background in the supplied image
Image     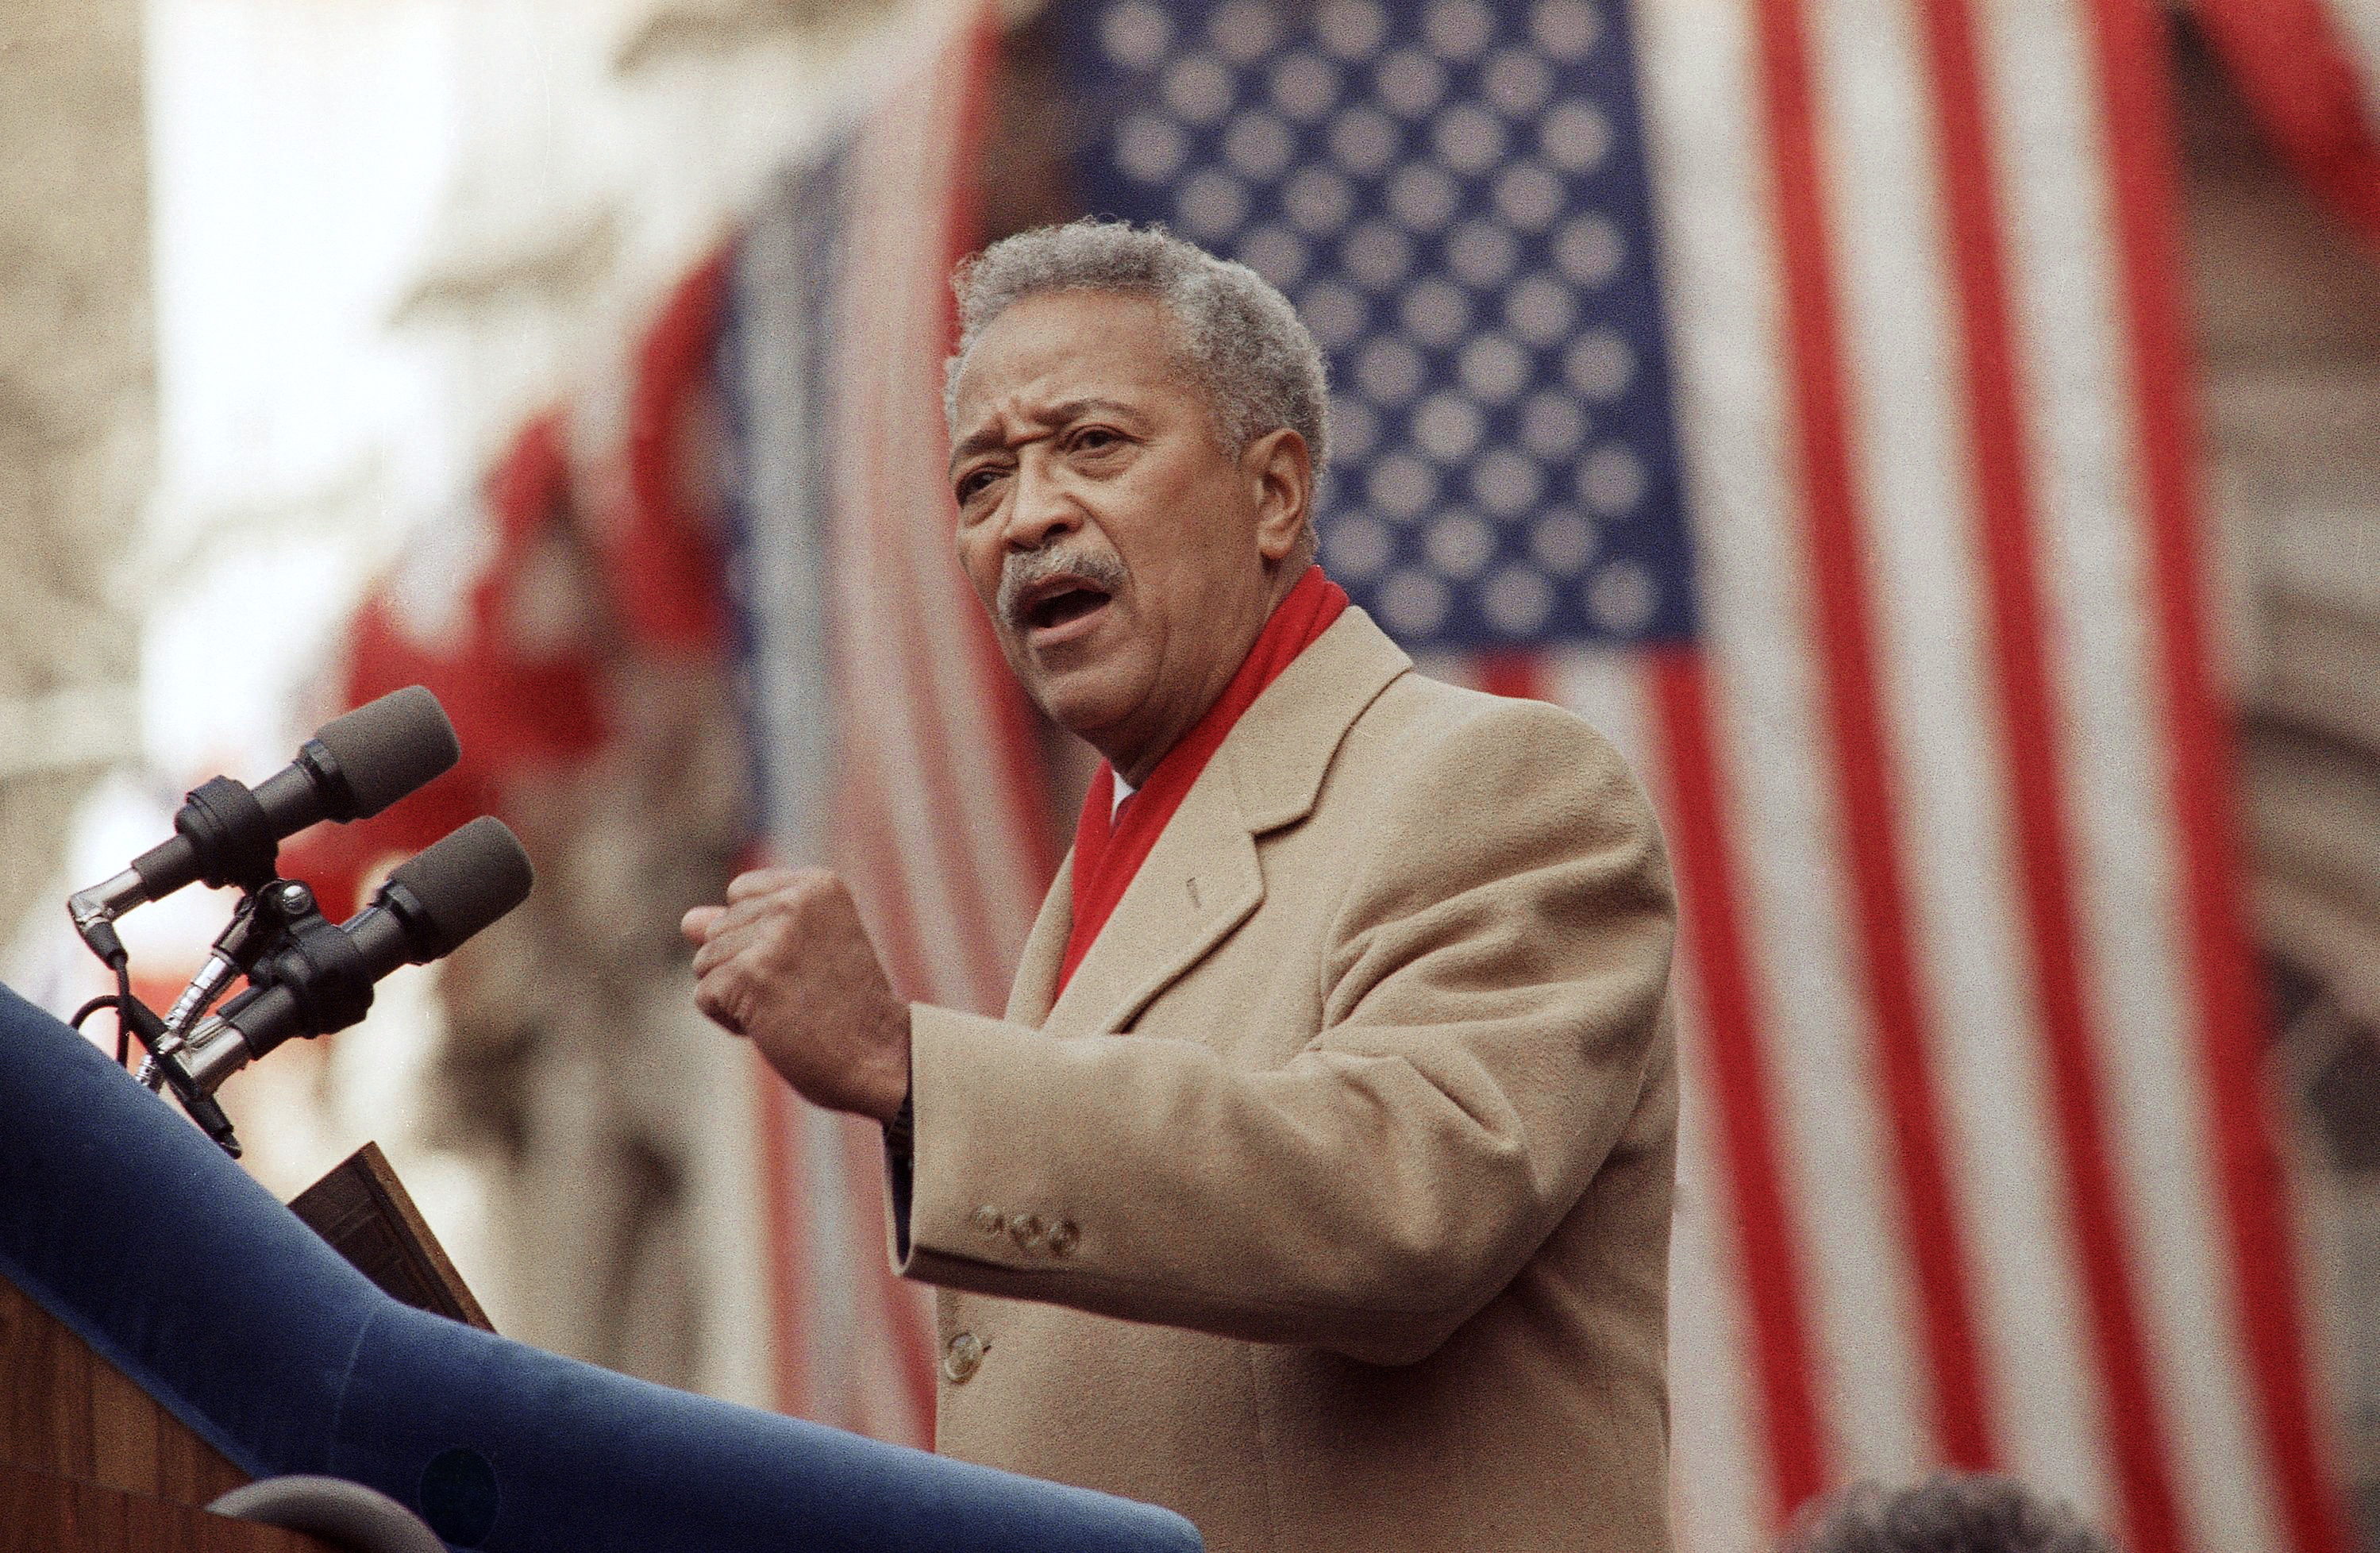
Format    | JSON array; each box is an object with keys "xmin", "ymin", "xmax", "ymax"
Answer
[{"xmin": 2, "ymin": 1, "xmax": 2376, "ymax": 1550}]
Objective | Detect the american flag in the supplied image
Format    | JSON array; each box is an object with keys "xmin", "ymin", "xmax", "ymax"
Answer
[
  {"xmin": 723, "ymin": 7, "xmax": 1053, "ymax": 1450},
  {"xmin": 724, "ymin": 1, "xmax": 2351, "ymax": 1548}
]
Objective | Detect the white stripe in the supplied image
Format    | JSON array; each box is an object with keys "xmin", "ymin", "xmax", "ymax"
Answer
[
  {"xmin": 1548, "ymin": 645, "xmax": 1651, "ymax": 780},
  {"xmin": 1669, "ymin": 977, "xmax": 1777, "ymax": 1553},
  {"xmin": 1553, "ymin": 653, "xmax": 1773, "ymax": 1551},
  {"xmin": 1802, "ymin": 0, "xmax": 2117, "ymax": 1513},
  {"xmin": 1982, "ymin": 2, "xmax": 2291, "ymax": 1545},
  {"xmin": 1619, "ymin": 23, "xmax": 1802, "ymax": 1538},
  {"xmin": 1639, "ymin": 0, "xmax": 1935, "ymax": 1487},
  {"xmin": 834, "ymin": 79, "xmax": 981, "ymax": 1006}
]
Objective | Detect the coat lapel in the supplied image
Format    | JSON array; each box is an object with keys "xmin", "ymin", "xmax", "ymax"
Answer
[
  {"xmin": 1045, "ymin": 774, "xmax": 1265, "ymax": 1037},
  {"xmin": 1003, "ymin": 854, "xmax": 1073, "ymax": 1028},
  {"xmin": 1033, "ymin": 608, "xmax": 1412, "ymax": 1039}
]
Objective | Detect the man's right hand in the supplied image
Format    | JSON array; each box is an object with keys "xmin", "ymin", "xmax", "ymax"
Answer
[{"xmin": 680, "ymin": 868, "xmax": 912, "ymax": 1123}]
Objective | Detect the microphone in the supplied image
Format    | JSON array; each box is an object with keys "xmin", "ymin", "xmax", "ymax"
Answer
[
  {"xmin": 68, "ymin": 687, "xmax": 461, "ymax": 961},
  {"xmin": 161, "ymin": 817, "xmax": 534, "ymax": 1098}
]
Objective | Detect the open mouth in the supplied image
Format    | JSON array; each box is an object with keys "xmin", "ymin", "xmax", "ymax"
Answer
[
  {"xmin": 1028, "ymin": 586, "xmax": 1111, "ymax": 631},
  {"xmin": 1015, "ymin": 576, "xmax": 1115, "ymax": 639}
]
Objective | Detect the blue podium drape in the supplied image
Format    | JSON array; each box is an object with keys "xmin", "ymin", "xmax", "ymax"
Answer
[{"xmin": 0, "ymin": 982, "xmax": 1198, "ymax": 1553}]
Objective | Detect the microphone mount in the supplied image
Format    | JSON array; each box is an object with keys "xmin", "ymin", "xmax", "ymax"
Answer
[
  {"xmin": 133, "ymin": 876, "xmax": 337, "ymax": 1158},
  {"xmin": 115, "ymin": 816, "xmax": 533, "ymax": 1156},
  {"xmin": 156, "ymin": 881, "xmax": 383, "ymax": 1101}
]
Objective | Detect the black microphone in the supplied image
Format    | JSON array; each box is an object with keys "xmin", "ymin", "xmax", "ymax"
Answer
[
  {"xmin": 69, "ymin": 686, "xmax": 461, "ymax": 960},
  {"xmin": 165, "ymin": 817, "xmax": 534, "ymax": 1096}
]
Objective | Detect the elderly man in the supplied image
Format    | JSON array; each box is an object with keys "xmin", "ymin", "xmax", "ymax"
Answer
[{"xmin": 683, "ymin": 220, "xmax": 1677, "ymax": 1553}]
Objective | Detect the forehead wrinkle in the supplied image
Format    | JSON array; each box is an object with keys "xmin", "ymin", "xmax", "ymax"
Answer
[{"xmin": 948, "ymin": 393, "xmax": 1152, "ymax": 472}]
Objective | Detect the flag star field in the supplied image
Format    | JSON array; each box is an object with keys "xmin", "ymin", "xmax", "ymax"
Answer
[{"xmin": 1061, "ymin": 0, "xmax": 1700, "ymax": 652}]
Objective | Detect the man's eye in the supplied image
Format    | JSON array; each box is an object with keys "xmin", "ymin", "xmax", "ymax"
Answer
[
  {"xmin": 1073, "ymin": 427, "xmax": 1120, "ymax": 452},
  {"xmin": 957, "ymin": 468, "xmax": 1002, "ymax": 500}
]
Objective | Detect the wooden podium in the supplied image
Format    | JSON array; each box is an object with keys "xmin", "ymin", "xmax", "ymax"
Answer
[
  {"xmin": 0, "ymin": 1270, "xmax": 344, "ymax": 1552},
  {"xmin": 1, "ymin": 1143, "xmax": 484, "ymax": 1552}
]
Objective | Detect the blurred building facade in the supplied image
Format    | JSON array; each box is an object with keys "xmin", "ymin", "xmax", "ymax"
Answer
[{"xmin": 0, "ymin": 0, "xmax": 151, "ymax": 946}]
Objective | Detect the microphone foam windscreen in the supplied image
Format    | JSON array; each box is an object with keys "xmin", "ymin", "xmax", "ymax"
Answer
[
  {"xmin": 387, "ymin": 817, "xmax": 534, "ymax": 960},
  {"xmin": 314, "ymin": 686, "xmax": 461, "ymax": 819}
]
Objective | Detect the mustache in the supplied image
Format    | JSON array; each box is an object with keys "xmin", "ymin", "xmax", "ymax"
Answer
[{"xmin": 996, "ymin": 546, "xmax": 1130, "ymax": 628}]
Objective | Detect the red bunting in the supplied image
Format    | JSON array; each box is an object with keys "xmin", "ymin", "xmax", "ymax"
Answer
[{"xmin": 284, "ymin": 414, "xmax": 607, "ymax": 915}]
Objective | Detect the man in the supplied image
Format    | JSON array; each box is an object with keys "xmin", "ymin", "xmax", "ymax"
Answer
[{"xmin": 683, "ymin": 221, "xmax": 1678, "ymax": 1552}]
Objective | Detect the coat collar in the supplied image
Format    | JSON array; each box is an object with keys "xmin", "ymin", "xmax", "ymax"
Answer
[{"xmin": 1007, "ymin": 608, "xmax": 1411, "ymax": 1037}]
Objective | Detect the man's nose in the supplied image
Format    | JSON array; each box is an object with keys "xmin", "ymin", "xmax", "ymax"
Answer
[{"xmin": 1000, "ymin": 461, "xmax": 1081, "ymax": 552}]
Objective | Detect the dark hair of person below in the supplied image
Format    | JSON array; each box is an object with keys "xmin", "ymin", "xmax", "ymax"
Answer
[{"xmin": 1783, "ymin": 1471, "xmax": 2119, "ymax": 1553}]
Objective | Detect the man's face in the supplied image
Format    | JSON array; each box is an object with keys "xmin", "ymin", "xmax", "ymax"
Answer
[{"xmin": 948, "ymin": 290, "xmax": 1305, "ymax": 780}]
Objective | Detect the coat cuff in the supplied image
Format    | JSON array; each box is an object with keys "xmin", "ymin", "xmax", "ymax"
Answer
[{"xmin": 888, "ymin": 1003, "xmax": 1095, "ymax": 1290}]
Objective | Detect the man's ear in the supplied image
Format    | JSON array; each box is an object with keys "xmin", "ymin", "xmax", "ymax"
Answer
[{"xmin": 1245, "ymin": 427, "xmax": 1311, "ymax": 563}]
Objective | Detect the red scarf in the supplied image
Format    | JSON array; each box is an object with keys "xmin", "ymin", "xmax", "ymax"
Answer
[{"xmin": 1057, "ymin": 566, "xmax": 1348, "ymax": 994}]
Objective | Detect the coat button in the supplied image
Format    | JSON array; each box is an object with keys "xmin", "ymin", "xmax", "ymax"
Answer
[
  {"xmin": 1009, "ymin": 1213, "xmax": 1047, "ymax": 1254},
  {"xmin": 1048, "ymin": 1220, "xmax": 1080, "ymax": 1258},
  {"xmin": 971, "ymin": 1206, "xmax": 1004, "ymax": 1238},
  {"xmin": 942, "ymin": 1331, "xmax": 985, "ymax": 1383}
]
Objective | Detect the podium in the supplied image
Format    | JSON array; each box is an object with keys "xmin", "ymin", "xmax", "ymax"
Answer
[
  {"xmin": 0, "ymin": 1272, "xmax": 345, "ymax": 1551},
  {"xmin": 0, "ymin": 984, "xmax": 1200, "ymax": 1552}
]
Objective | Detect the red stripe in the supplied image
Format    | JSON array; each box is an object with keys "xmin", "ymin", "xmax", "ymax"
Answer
[
  {"xmin": 1912, "ymin": 3, "xmax": 2186, "ymax": 1543},
  {"xmin": 2083, "ymin": 5, "xmax": 2351, "ymax": 1548},
  {"xmin": 898, "ymin": 30, "xmax": 1025, "ymax": 1009},
  {"xmin": 857, "ymin": 790, "xmax": 938, "ymax": 1008},
  {"xmin": 1747, "ymin": 0, "xmax": 1997, "ymax": 1471},
  {"xmin": 757, "ymin": 1076, "xmax": 811, "ymax": 1416},
  {"xmin": 1476, "ymin": 649, "xmax": 1546, "ymax": 702},
  {"xmin": 1648, "ymin": 647, "xmax": 1829, "ymax": 1514},
  {"xmin": 947, "ymin": 6, "xmax": 1063, "ymax": 904},
  {"xmin": 852, "ymin": 65, "xmax": 1010, "ymax": 1010}
]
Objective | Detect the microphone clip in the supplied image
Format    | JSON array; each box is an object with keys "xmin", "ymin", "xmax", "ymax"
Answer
[
  {"xmin": 139, "ymin": 877, "xmax": 333, "ymax": 1158},
  {"xmin": 171, "ymin": 774, "xmax": 288, "ymax": 894}
]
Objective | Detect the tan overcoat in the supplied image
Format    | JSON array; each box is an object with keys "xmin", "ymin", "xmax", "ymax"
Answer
[{"xmin": 895, "ymin": 607, "xmax": 1678, "ymax": 1553}]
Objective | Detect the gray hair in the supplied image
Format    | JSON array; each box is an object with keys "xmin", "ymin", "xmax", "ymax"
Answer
[
  {"xmin": 1786, "ymin": 1474, "xmax": 2116, "ymax": 1553},
  {"xmin": 945, "ymin": 219, "xmax": 1331, "ymax": 474}
]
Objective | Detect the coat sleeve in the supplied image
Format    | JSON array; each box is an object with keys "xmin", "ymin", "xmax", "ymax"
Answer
[{"xmin": 892, "ymin": 699, "xmax": 1676, "ymax": 1366}]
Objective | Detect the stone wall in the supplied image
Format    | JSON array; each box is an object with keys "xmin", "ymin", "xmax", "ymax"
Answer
[{"xmin": 0, "ymin": 0, "xmax": 152, "ymax": 941}]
